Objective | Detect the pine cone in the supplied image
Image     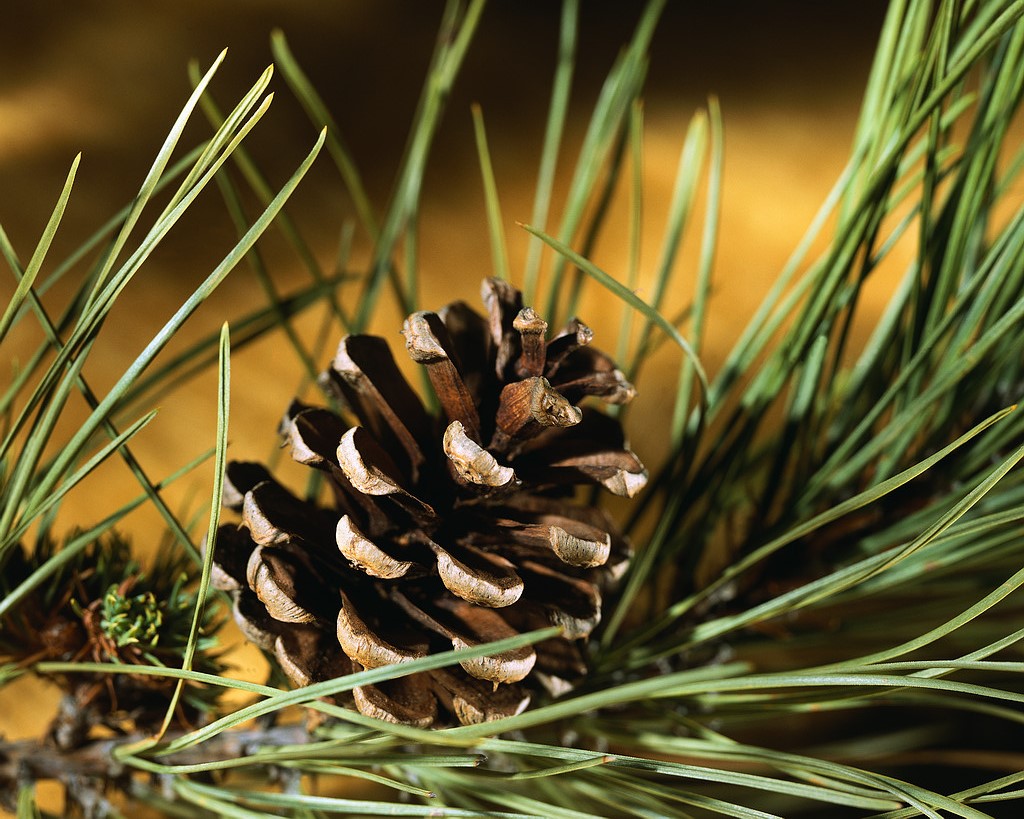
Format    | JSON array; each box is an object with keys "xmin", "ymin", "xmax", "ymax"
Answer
[{"xmin": 212, "ymin": 278, "xmax": 646, "ymax": 726}]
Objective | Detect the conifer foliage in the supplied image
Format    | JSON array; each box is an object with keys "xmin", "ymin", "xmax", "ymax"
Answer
[{"xmin": 5, "ymin": 1, "xmax": 1024, "ymax": 816}]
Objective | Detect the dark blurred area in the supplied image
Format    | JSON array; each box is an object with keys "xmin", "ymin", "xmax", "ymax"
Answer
[{"xmin": 0, "ymin": 1, "xmax": 885, "ymax": 251}]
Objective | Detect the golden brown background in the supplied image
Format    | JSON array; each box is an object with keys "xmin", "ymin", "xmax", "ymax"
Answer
[{"xmin": 0, "ymin": 1, "xmax": 888, "ymax": 810}]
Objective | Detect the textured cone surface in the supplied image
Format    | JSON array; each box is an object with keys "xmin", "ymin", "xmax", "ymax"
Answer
[{"xmin": 214, "ymin": 278, "xmax": 646, "ymax": 726}]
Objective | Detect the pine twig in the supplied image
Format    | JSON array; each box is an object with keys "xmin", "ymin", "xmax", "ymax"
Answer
[{"xmin": 0, "ymin": 723, "xmax": 309, "ymax": 793}]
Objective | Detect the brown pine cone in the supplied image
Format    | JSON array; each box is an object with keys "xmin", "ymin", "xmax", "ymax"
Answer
[{"xmin": 212, "ymin": 278, "xmax": 646, "ymax": 726}]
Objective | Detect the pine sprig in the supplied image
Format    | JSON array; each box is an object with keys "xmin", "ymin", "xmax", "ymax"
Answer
[{"xmin": 5, "ymin": 1, "xmax": 1024, "ymax": 817}]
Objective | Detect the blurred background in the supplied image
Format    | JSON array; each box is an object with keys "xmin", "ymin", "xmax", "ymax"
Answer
[{"xmin": 0, "ymin": 0, "xmax": 890, "ymax": 799}]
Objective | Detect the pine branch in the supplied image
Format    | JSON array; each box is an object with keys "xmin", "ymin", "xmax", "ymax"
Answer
[
  {"xmin": 7, "ymin": 1, "xmax": 1024, "ymax": 816},
  {"xmin": 0, "ymin": 722, "xmax": 309, "ymax": 787}
]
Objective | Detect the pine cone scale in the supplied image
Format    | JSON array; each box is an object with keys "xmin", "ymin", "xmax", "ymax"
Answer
[
  {"xmin": 443, "ymin": 419, "xmax": 515, "ymax": 488},
  {"xmin": 336, "ymin": 591, "xmax": 428, "ymax": 669},
  {"xmin": 353, "ymin": 673, "xmax": 437, "ymax": 727},
  {"xmin": 327, "ymin": 335, "xmax": 432, "ymax": 480},
  {"xmin": 392, "ymin": 590, "xmax": 536, "ymax": 685},
  {"xmin": 543, "ymin": 319, "xmax": 593, "ymax": 374},
  {"xmin": 287, "ymin": 407, "xmax": 348, "ymax": 467},
  {"xmin": 336, "ymin": 514, "xmax": 417, "ymax": 579},
  {"xmin": 431, "ymin": 539, "xmax": 524, "ymax": 607},
  {"xmin": 275, "ymin": 625, "xmax": 353, "ymax": 686},
  {"xmin": 512, "ymin": 307, "xmax": 548, "ymax": 378},
  {"xmin": 403, "ymin": 311, "xmax": 484, "ymax": 442},
  {"xmin": 242, "ymin": 479, "xmax": 335, "ymax": 547},
  {"xmin": 231, "ymin": 592, "xmax": 279, "ymax": 649}
]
